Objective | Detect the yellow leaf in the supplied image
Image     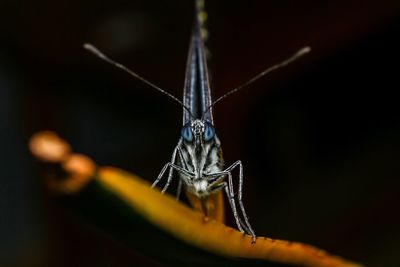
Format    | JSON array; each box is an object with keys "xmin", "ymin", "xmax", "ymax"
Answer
[
  {"xmin": 97, "ymin": 167, "xmax": 363, "ymax": 267},
  {"xmin": 29, "ymin": 131, "xmax": 364, "ymax": 267}
]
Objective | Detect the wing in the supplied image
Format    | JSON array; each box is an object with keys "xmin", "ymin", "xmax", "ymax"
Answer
[{"xmin": 182, "ymin": 1, "xmax": 214, "ymax": 124}]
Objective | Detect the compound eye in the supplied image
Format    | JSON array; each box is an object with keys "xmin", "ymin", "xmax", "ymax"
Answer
[
  {"xmin": 181, "ymin": 124, "xmax": 193, "ymax": 142},
  {"xmin": 204, "ymin": 123, "xmax": 215, "ymax": 141}
]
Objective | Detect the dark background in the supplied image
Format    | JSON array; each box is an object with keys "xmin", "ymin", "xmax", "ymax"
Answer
[{"xmin": 1, "ymin": 0, "xmax": 400, "ymax": 266}]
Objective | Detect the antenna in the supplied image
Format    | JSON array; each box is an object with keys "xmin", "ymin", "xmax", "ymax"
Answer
[
  {"xmin": 201, "ymin": 46, "xmax": 311, "ymax": 119},
  {"xmin": 83, "ymin": 43, "xmax": 195, "ymax": 118}
]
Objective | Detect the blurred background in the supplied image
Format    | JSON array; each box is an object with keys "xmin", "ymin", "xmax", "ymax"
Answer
[{"xmin": 1, "ymin": 0, "xmax": 400, "ymax": 266}]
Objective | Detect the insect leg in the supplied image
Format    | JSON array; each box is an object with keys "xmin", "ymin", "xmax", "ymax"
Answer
[
  {"xmin": 225, "ymin": 160, "xmax": 256, "ymax": 242},
  {"xmin": 155, "ymin": 162, "xmax": 193, "ymax": 186},
  {"xmin": 205, "ymin": 172, "xmax": 226, "ymax": 187},
  {"xmin": 208, "ymin": 181, "xmax": 227, "ymax": 192},
  {"xmin": 206, "ymin": 172, "xmax": 249, "ymax": 229},
  {"xmin": 175, "ymin": 144, "xmax": 188, "ymax": 200},
  {"xmin": 176, "ymin": 179, "xmax": 183, "ymax": 200},
  {"xmin": 223, "ymin": 173, "xmax": 245, "ymax": 233},
  {"xmin": 152, "ymin": 141, "xmax": 185, "ymax": 193},
  {"xmin": 170, "ymin": 165, "xmax": 193, "ymax": 193},
  {"xmin": 152, "ymin": 162, "xmax": 170, "ymax": 188},
  {"xmin": 161, "ymin": 144, "xmax": 180, "ymax": 193},
  {"xmin": 224, "ymin": 171, "xmax": 252, "ymax": 234},
  {"xmin": 169, "ymin": 163, "xmax": 194, "ymax": 178}
]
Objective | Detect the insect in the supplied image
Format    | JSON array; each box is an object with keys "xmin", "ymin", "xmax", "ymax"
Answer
[{"xmin": 84, "ymin": 0, "xmax": 310, "ymax": 243}]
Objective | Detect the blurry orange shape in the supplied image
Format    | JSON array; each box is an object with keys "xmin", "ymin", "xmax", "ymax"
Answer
[
  {"xmin": 29, "ymin": 131, "xmax": 96, "ymax": 194},
  {"xmin": 55, "ymin": 154, "xmax": 96, "ymax": 194},
  {"xmin": 29, "ymin": 131, "xmax": 71, "ymax": 163}
]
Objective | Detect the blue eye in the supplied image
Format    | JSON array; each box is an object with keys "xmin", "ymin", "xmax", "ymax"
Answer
[
  {"xmin": 181, "ymin": 124, "xmax": 193, "ymax": 142},
  {"xmin": 204, "ymin": 123, "xmax": 215, "ymax": 141}
]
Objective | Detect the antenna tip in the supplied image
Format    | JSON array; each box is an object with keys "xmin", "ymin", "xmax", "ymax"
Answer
[
  {"xmin": 83, "ymin": 43, "xmax": 107, "ymax": 59},
  {"xmin": 299, "ymin": 46, "xmax": 311, "ymax": 55},
  {"xmin": 83, "ymin": 43, "xmax": 96, "ymax": 52}
]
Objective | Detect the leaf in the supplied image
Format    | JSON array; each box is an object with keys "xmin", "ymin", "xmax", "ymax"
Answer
[{"xmin": 30, "ymin": 131, "xmax": 364, "ymax": 267}]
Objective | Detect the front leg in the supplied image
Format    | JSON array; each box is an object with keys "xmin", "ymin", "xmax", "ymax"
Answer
[
  {"xmin": 152, "ymin": 162, "xmax": 170, "ymax": 189},
  {"xmin": 152, "ymin": 141, "xmax": 180, "ymax": 192},
  {"xmin": 153, "ymin": 161, "xmax": 194, "ymax": 189},
  {"xmin": 175, "ymin": 144, "xmax": 187, "ymax": 200},
  {"xmin": 204, "ymin": 171, "xmax": 228, "ymax": 187},
  {"xmin": 225, "ymin": 160, "xmax": 256, "ymax": 243},
  {"xmin": 223, "ymin": 179, "xmax": 245, "ymax": 233},
  {"xmin": 176, "ymin": 179, "xmax": 183, "ymax": 201},
  {"xmin": 161, "ymin": 142, "xmax": 181, "ymax": 193},
  {"xmin": 206, "ymin": 171, "xmax": 252, "ymax": 234}
]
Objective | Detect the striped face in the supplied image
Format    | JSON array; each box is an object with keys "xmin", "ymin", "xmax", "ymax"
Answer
[{"xmin": 179, "ymin": 119, "xmax": 224, "ymax": 197}]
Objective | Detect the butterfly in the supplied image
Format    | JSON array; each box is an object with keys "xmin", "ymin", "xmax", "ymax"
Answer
[{"xmin": 84, "ymin": 0, "xmax": 310, "ymax": 243}]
